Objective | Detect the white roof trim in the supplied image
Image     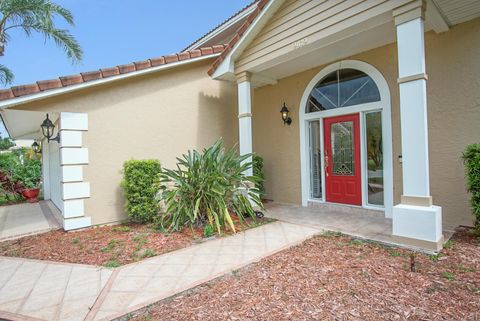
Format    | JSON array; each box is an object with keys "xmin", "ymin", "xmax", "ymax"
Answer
[
  {"xmin": 0, "ymin": 53, "xmax": 220, "ymax": 109},
  {"xmin": 184, "ymin": 4, "xmax": 257, "ymax": 51},
  {"xmin": 211, "ymin": 0, "xmax": 286, "ymax": 80}
]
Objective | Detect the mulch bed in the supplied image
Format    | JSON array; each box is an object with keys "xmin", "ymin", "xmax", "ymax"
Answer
[
  {"xmin": 0, "ymin": 217, "xmax": 272, "ymax": 267},
  {"xmin": 131, "ymin": 228, "xmax": 480, "ymax": 321}
]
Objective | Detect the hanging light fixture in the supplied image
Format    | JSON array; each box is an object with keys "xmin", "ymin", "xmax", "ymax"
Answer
[
  {"xmin": 31, "ymin": 141, "xmax": 42, "ymax": 154},
  {"xmin": 280, "ymin": 102, "xmax": 292, "ymax": 125},
  {"xmin": 40, "ymin": 114, "xmax": 60, "ymax": 143}
]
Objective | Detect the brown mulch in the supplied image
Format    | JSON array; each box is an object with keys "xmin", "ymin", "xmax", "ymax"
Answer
[
  {"xmin": 0, "ymin": 217, "xmax": 272, "ymax": 267},
  {"xmin": 131, "ymin": 228, "xmax": 480, "ymax": 321}
]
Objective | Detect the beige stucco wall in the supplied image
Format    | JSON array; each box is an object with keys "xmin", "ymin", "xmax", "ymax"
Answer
[
  {"xmin": 252, "ymin": 17, "xmax": 480, "ymax": 229},
  {"xmin": 12, "ymin": 59, "xmax": 239, "ymax": 225}
]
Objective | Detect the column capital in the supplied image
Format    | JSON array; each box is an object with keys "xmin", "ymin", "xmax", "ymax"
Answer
[
  {"xmin": 393, "ymin": 0, "xmax": 426, "ymax": 26},
  {"xmin": 235, "ymin": 71, "xmax": 252, "ymax": 84}
]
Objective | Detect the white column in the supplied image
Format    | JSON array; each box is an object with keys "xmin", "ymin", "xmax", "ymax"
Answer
[
  {"xmin": 41, "ymin": 138, "xmax": 50, "ymax": 200},
  {"xmin": 392, "ymin": 1, "xmax": 443, "ymax": 251},
  {"xmin": 237, "ymin": 72, "xmax": 253, "ymax": 176},
  {"xmin": 59, "ymin": 112, "xmax": 92, "ymax": 231}
]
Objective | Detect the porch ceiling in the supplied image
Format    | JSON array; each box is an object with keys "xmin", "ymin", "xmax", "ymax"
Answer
[
  {"xmin": 432, "ymin": 0, "xmax": 480, "ymax": 26},
  {"xmin": 0, "ymin": 109, "xmax": 59, "ymax": 140}
]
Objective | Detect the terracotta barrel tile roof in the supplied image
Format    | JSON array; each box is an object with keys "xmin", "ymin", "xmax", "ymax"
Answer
[
  {"xmin": 100, "ymin": 67, "xmax": 120, "ymax": 78},
  {"xmin": 133, "ymin": 60, "xmax": 151, "ymax": 70},
  {"xmin": 37, "ymin": 79, "xmax": 62, "ymax": 91},
  {"xmin": 0, "ymin": 45, "xmax": 227, "ymax": 102},
  {"xmin": 59, "ymin": 74, "xmax": 83, "ymax": 86},
  {"xmin": 182, "ymin": 0, "xmax": 259, "ymax": 51},
  {"xmin": 11, "ymin": 84, "xmax": 40, "ymax": 97},
  {"xmin": 208, "ymin": 0, "xmax": 270, "ymax": 76},
  {"xmin": 81, "ymin": 71, "xmax": 103, "ymax": 82}
]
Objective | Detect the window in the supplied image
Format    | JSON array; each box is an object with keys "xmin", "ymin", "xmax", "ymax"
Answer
[
  {"xmin": 365, "ymin": 111, "xmax": 384, "ymax": 206},
  {"xmin": 309, "ymin": 121, "xmax": 322, "ymax": 199},
  {"xmin": 306, "ymin": 69, "xmax": 380, "ymax": 113}
]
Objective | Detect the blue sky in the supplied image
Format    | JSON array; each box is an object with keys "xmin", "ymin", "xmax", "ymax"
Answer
[{"xmin": 0, "ymin": 0, "xmax": 252, "ymax": 137}]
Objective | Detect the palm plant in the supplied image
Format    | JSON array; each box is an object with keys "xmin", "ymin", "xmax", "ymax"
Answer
[
  {"xmin": 158, "ymin": 139, "xmax": 263, "ymax": 234},
  {"xmin": 0, "ymin": 0, "xmax": 83, "ymax": 84}
]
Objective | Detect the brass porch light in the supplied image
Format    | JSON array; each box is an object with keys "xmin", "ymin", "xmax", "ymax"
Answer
[
  {"xmin": 40, "ymin": 114, "xmax": 60, "ymax": 143},
  {"xmin": 280, "ymin": 102, "xmax": 292, "ymax": 125}
]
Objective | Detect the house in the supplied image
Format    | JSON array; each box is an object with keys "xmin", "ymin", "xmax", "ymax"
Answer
[{"xmin": 0, "ymin": 0, "xmax": 478, "ymax": 251}]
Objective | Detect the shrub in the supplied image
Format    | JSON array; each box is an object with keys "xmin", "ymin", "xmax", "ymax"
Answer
[
  {"xmin": 121, "ymin": 159, "xmax": 161, "ymax": 223},
  {"xmin": 11, "ymin": 158, "xmax": 41, "ymax": 189},
  {"xmin": 158, "ymin": 139, "xmax": 263, "ymax": 234},
  {"xmin": 253, "ymin": 155, "xmax": 266, "ymax": 198},
  {"xmin": 463, "ymin": 144, "xmax": 480, "ymax": 228}
]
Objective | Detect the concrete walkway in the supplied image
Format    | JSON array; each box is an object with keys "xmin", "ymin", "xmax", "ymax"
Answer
[
  {"xmin": 0, "ymin": 221, "xmax": 319, "ymax": 321},
  {"xmin": 0, "ymin": 201, "xmax": 62, "ymax": 241}
]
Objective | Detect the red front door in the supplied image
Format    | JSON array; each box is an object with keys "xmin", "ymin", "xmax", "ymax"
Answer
[{"xmin": 323, "ymin": 114, "xmax": 362, "ymax": 205}]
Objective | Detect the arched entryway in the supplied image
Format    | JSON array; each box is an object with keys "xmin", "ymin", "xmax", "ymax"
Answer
[{"xmin": 299, "ymin": 60, "xmax": 393, "ymax": 218}]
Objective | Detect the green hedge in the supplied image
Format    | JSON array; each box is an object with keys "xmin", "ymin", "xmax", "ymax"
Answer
[
  {"xmin": 121, "ymin": 159, "xmax": 161, "ymax": 223},
  {"xmin": 463, "ymin": 143, "xmax": 480, "ymax": 228},
  {"xmin": 253, "ymin": 155, "xmax": 266, "ymax": 198}
]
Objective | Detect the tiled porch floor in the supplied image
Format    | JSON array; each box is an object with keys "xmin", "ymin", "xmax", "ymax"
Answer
[
  {"xmin": 0, "ymin": 201, "xmax": 61, "ymax": 241},
  {"xmin": 264, "ymin": 203, "xmax": 451, "ymax": 252}
]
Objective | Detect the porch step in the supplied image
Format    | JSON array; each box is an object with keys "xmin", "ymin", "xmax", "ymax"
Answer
[{"xmin": 307, "ymin": 201, "xmax": 384, "ymax": 218}]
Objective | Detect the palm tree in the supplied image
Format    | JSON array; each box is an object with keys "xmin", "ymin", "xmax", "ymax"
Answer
[{"xmin": 0, "ymin": 0, "xmax": 83, "ymax": 84}]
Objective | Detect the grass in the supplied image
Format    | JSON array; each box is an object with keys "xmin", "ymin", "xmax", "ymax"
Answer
[
  {"xmin": 71, "ymin": 237, "xmax": 80, "ymax": 245},
  {"xmin": 113, "ymin": 226, "xmax": 131, "ymax": 233},
  {"xmin": 319, "ymin": 231, "xmax": 343, "ymax": 238},
  {"xmin": 458, "ymin": 265, "xmax": 476, "ymax": 273},
  {"xmin": 388, "ymin": 250, "xmax": 403, "ymax": 257},
  {"xmin": 428, "ymin": 253, "xmax": 443, "ymax": 262},
  {"xmin": 100, "ymin": 239, "xmax": 119, "ymax": 253},
  {"xmin": 443, "ymin": 239, "xmax": 454, "ymax": 249},
  {"xmin": 441, "ymin": 271, "xmax": 455, "ymax": 281},
  {"xmin": 103, "ymin": 260, "xmax": 121, "ymax": 268}
]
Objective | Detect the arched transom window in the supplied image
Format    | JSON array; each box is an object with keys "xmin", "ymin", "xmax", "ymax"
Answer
[{"xmin": 306, "ymin": 68, "xmax": 380, "ymax": 113}]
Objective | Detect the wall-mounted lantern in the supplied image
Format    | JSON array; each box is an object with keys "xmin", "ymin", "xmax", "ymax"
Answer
[
  {"xmin": 40, "ymin": 114, "xmax": 60, "ymax": 143},
  {"xmin": 280, "ymin": 102, "xmax": 292, "ymax": 125},
  {"xmin": 31, "ymin": 141, "xmax": 42, "ymax": 154}
]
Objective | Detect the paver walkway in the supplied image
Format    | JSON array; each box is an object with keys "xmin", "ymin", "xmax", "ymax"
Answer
[{"xmin": 0, "ymin": 221, "xmax": 319, "ymax": 321}]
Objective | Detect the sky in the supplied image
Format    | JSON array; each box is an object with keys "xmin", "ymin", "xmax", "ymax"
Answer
[{"xmin": 0, "ymin": 0, "xmax": 252, "ymax": 137}]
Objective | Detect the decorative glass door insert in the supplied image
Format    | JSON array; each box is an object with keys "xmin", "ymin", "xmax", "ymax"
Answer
[{"xmin": 331, "ymin": 121, "xmax": 354, "ymax": 176}]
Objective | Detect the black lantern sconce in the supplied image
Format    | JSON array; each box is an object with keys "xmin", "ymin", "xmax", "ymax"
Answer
[
  {"xmin": 40, "ymin": 114, "xmax": 60, "ymax": 143},
  {"xmin": 280, "ymin": 102, "xmax": 292, "ymax": 125},
  {"xmin": 31, "ymin": 141, "xmax": 42, "ymax": 154}
]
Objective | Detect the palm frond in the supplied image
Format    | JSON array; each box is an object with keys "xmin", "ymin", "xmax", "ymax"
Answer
[
  {"xmin": 0, "ymin": 64, "xmax": 14, "ymax": 85},
  {"xmin": 0, "ymin": 0, "xmax": 82, "ymax": 62}
]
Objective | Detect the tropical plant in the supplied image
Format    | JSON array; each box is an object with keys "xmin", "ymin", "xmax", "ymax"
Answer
[
  {"xmin": 0, "ymin": 136, "xmax": 14, "ymax": 150},
  {"xmin": 121, "ymin": 159, "xmax": 161, "ymax": 223},
  {"xmin": 253, "ymin": 154, "xmax": 266, "ymax": 198},
  {"xmin": 463, "ymin": 143, "xmax": 480, "ymax": 228},
  {"xmin": 0, "ymin": 0, "xmax": 83, "ymax": 84},
  {"xmin": 11, "ymin": 158, "xmax": 41, "ymax": 189},
  {"xmin": 158, "ymin": 139, "xmax": 263, "ymax": 234}
]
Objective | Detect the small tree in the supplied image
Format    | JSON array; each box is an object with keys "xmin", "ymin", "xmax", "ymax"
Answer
[{"xmin": 463, "ymin": 143, "xmax": 480, "ymax": 228}]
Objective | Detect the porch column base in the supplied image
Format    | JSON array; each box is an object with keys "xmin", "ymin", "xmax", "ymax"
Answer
[{"xmin": 392, "ymin": 204, "xmax": 443, "ymax": 251}]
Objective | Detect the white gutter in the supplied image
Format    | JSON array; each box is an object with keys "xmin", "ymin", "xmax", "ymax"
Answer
[{"xmin": 0, "ymin": 53, "xmax": 220, "ymax": 109}]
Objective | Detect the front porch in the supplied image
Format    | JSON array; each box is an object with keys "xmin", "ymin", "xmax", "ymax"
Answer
[{"xmin": 265, "ymin": 202, "xmax": 452, "ymax": 253}]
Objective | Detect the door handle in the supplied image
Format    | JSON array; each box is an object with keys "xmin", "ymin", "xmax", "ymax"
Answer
[{"xmin": 324, "ymin": 151, "xmax": 329, "ymax": 177}]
